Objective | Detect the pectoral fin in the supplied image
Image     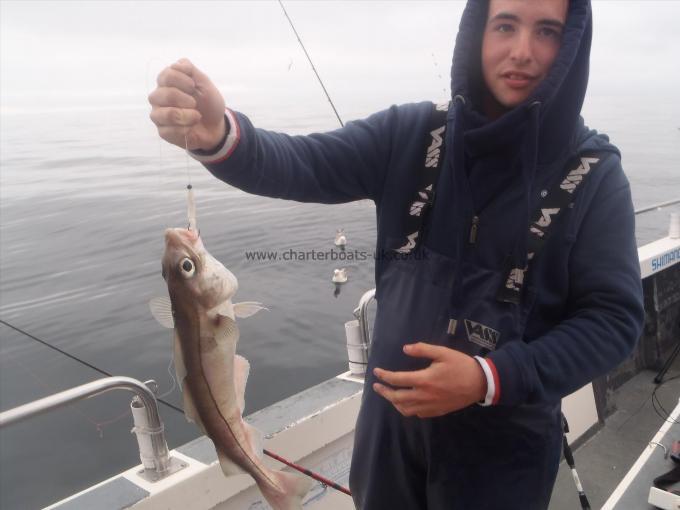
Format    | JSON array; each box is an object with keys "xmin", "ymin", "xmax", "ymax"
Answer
[
  {"xmin": 233, "ymin": 301, "xmax": 268, "ymax": 318},
  {"xmin": 214, "ymin": 316, "xmax": 239, "ymax": 346},
  {"xmin": 215, "ymin": 301, "xmax": 235, "ymax": 321},
  {"xmin": 149, "ymin": 297, "xmax": 174, "ymax": 328}
]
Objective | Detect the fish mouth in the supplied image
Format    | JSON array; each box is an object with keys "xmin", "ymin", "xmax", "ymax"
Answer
[{"xmin": 165, "ymin": 227, "xmax": 200, "ymax": 247}]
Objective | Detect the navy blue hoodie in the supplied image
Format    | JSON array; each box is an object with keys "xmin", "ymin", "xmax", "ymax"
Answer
[{"xmin": 198, "ymin": 0, "xmax": 643, "ymax": 408}]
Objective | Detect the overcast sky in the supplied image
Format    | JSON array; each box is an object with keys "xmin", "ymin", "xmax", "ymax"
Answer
[{"xmin": 1, "ymin": 1, "xmax": 680, "ymax": 120}]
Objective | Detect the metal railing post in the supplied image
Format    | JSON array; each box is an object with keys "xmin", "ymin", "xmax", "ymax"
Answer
[{"xmin": 0, "ymin": 376, "xmax": 179, "ymax": 480}]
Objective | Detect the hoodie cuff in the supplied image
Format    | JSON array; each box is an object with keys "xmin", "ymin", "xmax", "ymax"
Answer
[
  {"xmin": 485, "ymin": 346, "xmax": 526, "ymax": 406},
  {"xmin": 190, "ymin": 108, "xmax": 241, "ymax": 164},
  {"xmin": 474, "ymin": 356, "xmax": 500, "ymax": 406}
]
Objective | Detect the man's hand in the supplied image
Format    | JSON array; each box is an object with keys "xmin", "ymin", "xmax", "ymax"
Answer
[
  {"xmin": 373, "ymin": 342, "xmax": 487, "ymax": 418},
  {"xmin": 148, "ymin": 58, "xmax": 226, "ymax": 152}
]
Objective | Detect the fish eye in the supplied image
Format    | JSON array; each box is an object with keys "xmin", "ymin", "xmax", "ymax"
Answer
[{"xmin": 179, "ymin": 257, "xmax": 195, "ymax": 278}]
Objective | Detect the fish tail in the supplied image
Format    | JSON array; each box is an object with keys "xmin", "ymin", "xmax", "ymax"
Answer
[{"xmin": 258, "ymin": 470, "xmax": 313, "ymax": 510}]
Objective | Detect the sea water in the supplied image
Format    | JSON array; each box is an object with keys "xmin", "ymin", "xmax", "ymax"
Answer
[{"xmin": 0, "ymin": 95, "xmax": 678, "ymax": 509}]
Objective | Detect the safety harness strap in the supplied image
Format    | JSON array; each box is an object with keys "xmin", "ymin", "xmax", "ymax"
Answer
[
  {"xmin": 394, "ymin": 101, "xmax": 449, "ymax": 254},
  {"xmin": 496, "ymin": 151, "xmax": 611, "ymax": 304}
]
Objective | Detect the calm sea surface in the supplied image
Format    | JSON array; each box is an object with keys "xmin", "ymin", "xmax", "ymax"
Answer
[{"xmin": 1, "ymin": 97, "xmax": 678, "ymax": 509}]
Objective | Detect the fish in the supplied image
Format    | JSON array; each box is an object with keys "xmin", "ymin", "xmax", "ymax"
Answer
[{"xmin": 150, "ymin": 227, "xmax": 312, "ymax": 509}]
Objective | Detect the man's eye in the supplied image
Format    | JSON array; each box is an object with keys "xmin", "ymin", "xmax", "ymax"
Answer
[
  {"xmin": 496, "ymin": 23, "xmax": 514, "ymax": 33},
  {"xmin": 538, "ymin": 27, "xmax": 561, "ymax": 40}
]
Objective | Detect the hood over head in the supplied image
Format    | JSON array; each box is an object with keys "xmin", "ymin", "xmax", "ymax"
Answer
[
  {"xmin": 449, "ymin": 0, "xmax": 593, "ymax": 163},
  {"xmin": 444, "ymin": 0, "xmax": 596, "ymax": 308}
]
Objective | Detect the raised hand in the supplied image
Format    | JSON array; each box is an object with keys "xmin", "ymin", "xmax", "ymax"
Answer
[{"xmin": 148, "ymin": 58, "xmax": 226, "ymax": 152}]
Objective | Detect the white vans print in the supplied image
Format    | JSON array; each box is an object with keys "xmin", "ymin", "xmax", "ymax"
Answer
[
  {"xmin": 560, "ymin": 157, "xmax": 599, "ymax": 193},
  {"xmin": 395, "ymin": 232, "xmax": 419, "ymax": 254},
  {"xmin": 425, "ymin": 126, "xmax": 446, "ymax": 168}
]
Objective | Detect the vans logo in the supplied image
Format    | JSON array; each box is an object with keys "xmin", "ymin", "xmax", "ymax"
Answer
[
  {"xmin": 560, "ymin": 157, "xmax": 599, "ymax": 194},
  {"xmin": 464, "ymin": 319, "xmax": 500, "ymax": 350},
  {"xmin": 425, "ymin": 126, "xmax": 446, "ymax": 168}
]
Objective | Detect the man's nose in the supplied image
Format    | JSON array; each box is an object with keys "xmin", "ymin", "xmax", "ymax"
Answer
[{"xmin": 509, "ymin": 29, "xmax": 532, "ymax": 65}]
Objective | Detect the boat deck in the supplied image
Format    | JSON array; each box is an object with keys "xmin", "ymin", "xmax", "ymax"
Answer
[{"xmin": 550, "ymin": 352, "xmax": 680, "ymax": 509}]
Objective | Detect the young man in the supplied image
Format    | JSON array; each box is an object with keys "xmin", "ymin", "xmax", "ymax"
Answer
[{"xmin": 149, "ymin": 0, "xmax": 643, "ymax": 508}]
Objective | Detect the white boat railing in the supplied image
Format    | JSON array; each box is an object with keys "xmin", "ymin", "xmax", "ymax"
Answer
[
  {"xmin": 635, "ymin": 197, "xmax": 680, "ymax": 215},
  {"xmin": 0, "ymin": 376, "xmax": 185, "ymax": 482}
]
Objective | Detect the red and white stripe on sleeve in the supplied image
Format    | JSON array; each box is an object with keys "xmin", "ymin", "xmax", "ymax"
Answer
[
  {"xmin": 190, "ymin": 108, "xmax": 241, "ymax": 164},
  {"xmin": 474, "ymin": 356, "xmax": 501, "ymax": 406}
]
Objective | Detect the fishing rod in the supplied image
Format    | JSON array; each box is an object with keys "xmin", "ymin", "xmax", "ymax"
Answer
[
  {"xmin": 264, "ymin": 448, "xmax": 351, "ymax": 496},
  {"xmin": 278, "ymin": 0, "xmax": 344, "ymax": 128},
  {"xmin": 562, "ymin": 414, "xmax": 591, "ymax": 510}
]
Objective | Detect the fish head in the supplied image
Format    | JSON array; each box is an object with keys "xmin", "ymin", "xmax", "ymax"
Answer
[{"xmin": 161, "ymin": 228, "xmax": 238, "ymax": 310}]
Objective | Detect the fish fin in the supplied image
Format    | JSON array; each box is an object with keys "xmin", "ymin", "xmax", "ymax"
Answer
[
  {"xmin": 233, "ymin": 301, "xmax": 268, "ymax": 318},
  {"xmin": 149, "ymin": 297, "xmax": 174, "ymax": 328},
  {"xmin": 215, "ymin": 300, "xmax": 235, "ymax": 321},
  {"xmin": 181, "ymin": 384, "xmax": 201, "ymax": 426},
  {"xmin": 216, "ymin": 448, "xmax": 247, "ymax": 476},
  {"xmin": 173, "ymin": 333, "xmax": 187, "ymax": 391},
  {"xmin": 259, "ymin": 470, "xmax": 313, "ymax": 510},
  {"xmin": 215, "ymin": 317, "xmax": 239, "ymax": 347},
  {"xmin": 243, "ymin": 421, "xmax": 264, "ymax": 458},
  {"xmin": 234, "ymin": 354, "xmax": 250, "ymax": 415}
]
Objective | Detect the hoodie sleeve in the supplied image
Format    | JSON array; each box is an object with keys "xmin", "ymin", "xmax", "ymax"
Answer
[
  {"xmin": 486, "ymin": 158, "xmax": 644, "ymax": 406},
  {"xmin": 194, "ymin": 107, "xmax": 398, "ymax": 204}
]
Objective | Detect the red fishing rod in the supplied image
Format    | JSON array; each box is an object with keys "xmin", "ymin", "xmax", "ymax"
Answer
[{"xmin": 264, "ymin": 449, "xmax": 352, "ymax": 496}]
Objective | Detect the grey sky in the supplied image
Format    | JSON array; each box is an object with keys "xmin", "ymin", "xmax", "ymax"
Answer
[{"xmin": 1, "ymin": 1, "xmax": 679, "ymax": 120}]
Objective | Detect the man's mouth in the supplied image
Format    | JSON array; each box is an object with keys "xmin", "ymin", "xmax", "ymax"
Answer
[{"xmin": 501, "ymin": 71, "xmax": 536, "ymax": 88}]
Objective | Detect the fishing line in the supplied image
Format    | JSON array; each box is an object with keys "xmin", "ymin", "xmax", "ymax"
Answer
[
  {"xmin": 278, "ymin": 0, "xmax": 344, "ymax": 128},
  {"xmin": 616, "ymin": 372, "xmax": 680, "ymax": 432},
  {"xmin": 0, "ymin": 318, "xmax": 185, "ymax": 416},
  {"xmin": 651, "ymin": 373, "xmax": 680, "ymax": 425},
  {"xmin": 184, "ymin": 133, "xmax": 197, "ymax": 231}
]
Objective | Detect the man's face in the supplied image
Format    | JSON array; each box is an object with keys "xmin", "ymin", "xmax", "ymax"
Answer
[{"xmin": 481, "ymin": 0, "xmax": 568, "ymax": 116}]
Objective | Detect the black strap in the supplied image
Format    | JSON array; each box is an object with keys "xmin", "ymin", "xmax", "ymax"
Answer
[
  {"xmin": 496, "ymin": 151, "xmax": 611, "ymax": 304},
  {"xmin": 394, "ymin": 101, "xmax": 449, "ymax": 254},
  {"xmin": 394, "ymin": 104, "xmax": 610, "ymax": 305}
]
